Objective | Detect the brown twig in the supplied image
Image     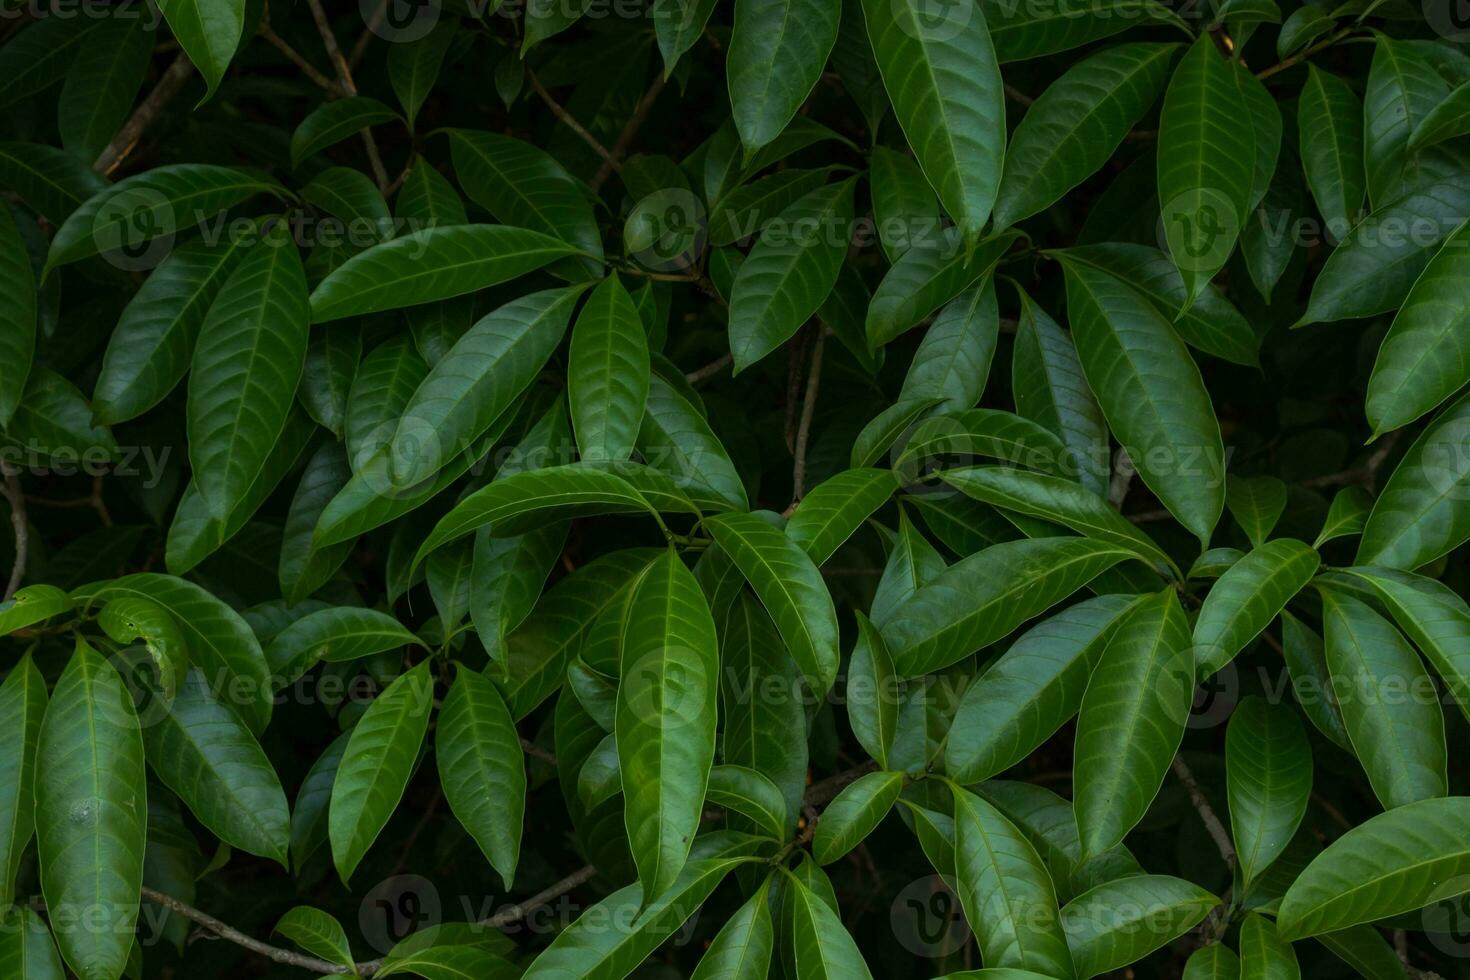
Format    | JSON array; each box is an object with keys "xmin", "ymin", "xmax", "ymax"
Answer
[
  {"xmin": 1, "ymin": 465, "xmax": 25, "ymax": 600},
  {"xmin": 686, "ymin": 353, "xmax": 733, "ymax": 385},
  {"xmin": 350, "ymin": 0, "xmax": 387, "ymax": 69},
  {"xmin": 259, "ymin": 23, "xmax": 341, "ymax": 94},
  {"xmin": 803, "ymin": 760, "xmax": 879, "ymax": 808},
  {"xmin": 590, "ymin": 74, "xmax": 667, "ymax": 192},
  {"xmin": 304, "ymin": 0, "xmax": 391, "ymax": 191},
  {"xmin": 521, "ymin": 737, "xmax": 557, "ymax": 766},
  {"xmin": 1108, "ymin": 449, "xmax": 1135, "ymax": 510},
  {"xmin": 789, "ymin": 328, "xmax": 826, "ymax": 507},
  {"xmin": 1255, "ymin": 26, "xmax": 1356, "ymax": 80},
  {"xmin": 527, "ymin": 69, "xmax": 616, "ymax": 170},
  {"xmin": 1172, "ymin": 754, "xmax": 1236, "ymax": 868},
  {"xmin": 94, "ymin": 52, "xmax": 194, "ymax": 174}
]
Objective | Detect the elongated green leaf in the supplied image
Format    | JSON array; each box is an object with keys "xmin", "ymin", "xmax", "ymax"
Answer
[
  {"xmin": 654, "ymin": 0, "xmax": 718, "ymax": 76},
  {"xmin": 850, "ymin": 397, "xmax": 946, "ymax": 469},
  {"xmin": 0, "ymin": 15, "xmax": 98, "ymax": 111},
  {"xmin": 291, "ymin": 97, "xmax": 400, "ymax": 168},
  {"xmin": 1059, "ymin": 255, "xmax": 1225, "ymax": 543},
  {"xmin": 690, "ymin": 883, "xmax": 774, "ymax": 980},
  {"xmin": 471, "ymin": 522, "xmax": 568, "ymax": 665},
  {"xmin": 1343, "ymin": 566, "xmax": 1470, "ymax": 719},
  {"xmin": 1061, "ymin": 875, "xmax": 1218, "ymax": 979},
  {"xmin": 1192, "ymin": 539, "xmax": 1319, "ymax": 676},
  {"xmin": 0, "ymin": 141, "xmax": 109, "ymax": 224},
  {"xmin": 899, "ymin": 282, "xmax": 999, "ymax": 413},
  {"xmin": 274, "ymin": 907, "xmax": 355, "ymax": 972},
  {"xmin": 0, "ymin": 904, "xmax": 65, "ymax": 978},
  {"xmin": 1358, "ymin": 390, "xmax": 1470, "ymax": 569},
  {"xmin": 1365, "ymin": 219, "xmax": 1470, "ymax": 436},
  {"xmin": 377, "ymin": 945, "xmax": 518, "ymax": 979},
  {"xmin": 1238, "ymin": 913, "xmax": 1299, "ymax": 980},
  {"xmin": 1280, "ymin": 612, "xmax": 1351, "ymax": 751},
  {"xmin": 786, "ymin": 468, "xmax": 897, "ymax": 565},
  {"xmin": 187, "ymin": 222, "xmax": 308, "ymax": 522},
  {"xmin": 280, "ymin": 443, "xmax": 354, "ymax": 604},
  {"xmin": 941, "ymin": 467, "xmax": 1176, "ymax": 574},
  {"xmin": 1226, "ymin": 696, "xmax": 1312, "ymax": 890},
  {"xmin": 1321, "ymin": 589, "xmax": 1447, "ymax": 809},
  {"xmin": 1298, "ymin": 66, "xmax": 1366, "ymax": 239},
  {"xmin": 437, "ymin": 667, "xmax": 525, "ymax": 890},
  {"xmin": 785, "ymin": 872, "xmax": 875, "ymax": 978},
  {"xmin": 265, "ymin": 607, "xmax": 423, "ymax": 687},
  {"xmin": 48, "ymin": 165, "xmax": 286, "ymax": 270},
  {"xmin": 707, "ymin": 764, "xmax": 788, "ymax": 840},
  {"xmin": 1156, "ymin": 35, "xmax": 1254, "ymax": 306},
  {"xmin": 1410, "ymin": 78, "xmax": 1470, "ymax": 151},
  {"xmin": 35, "ymin": 641, "xmax": 146, "ymax": 980},
  {"xmin": 995, "ymin": 43, "xmax": 1175, "ymax": 228},
  {"xmin": 616, "ymin": 548, "xmax": 718, "ymax": 904},
  {"xmin": 141, "ymin": 670, "xmax": 288, "ymax": 863},
  {"xmin": 0, "ymin": 653, "xmax": 45, "ymax": 906},
  {"xmin": 870, "ymin": 145, "xmax": 940, "ymax": 263},
  {"xmin": 1277, "ymin": 796, "xmax": 1470, "ymax": 939},
  {"xmin": 300, "ymin": 322, "xmax": 359, "ymax": 438},
  {"xmin": 867, "ymin": 228, "xmax": 1020, "ymax": 347},
  {"xmin": 813, "ymin": 771, "xmax": 904, "ymax": 864},
  {"xmin": 520, "ymin": 857, "xmax": 742, "ymax": 979},
  {"xmin": 729, "ymin": 180, "xmax": 854, "ymax": 372},
  {"xmin": 569, "ymin": 275, "xmax": 649, "ymax": 461},
  {"xmin": 882, "ymin": 536, "xmax": 1132, "ymax": 677},
  {"xmin": 1315, "ymin": 486, "xmax": 1372, "ymax": 549},
  {"xmin": 346, "ymin": 336, "xmax": 427, "ymax": 471},
  {"xmin": 1073, "ymin": 590, "xmax": 1194, "ymax": 858},
  {"xmin": 329, "ymin": 661, "xmax": 434, "ymax": 884},
  {"xmin": 947, "ymin": 595, "xmax": 1136, "ymax": 783},
  {"xmin": 954, "ymin": 787, "xmax": 1075, "ymax": 977},
  {"xmin": 706, "ymin": 511, "xmax": 840, "ymax": 696},
  {"xmin": 291, "ymin": 732, "xmax": 349, "ymax": 870},
  {"xmin": 860, "ymin": 0, "xmax": 1004, "ymax": 245},
  {"xmin": 157, "ymin": 0, "xmax": 244, "ymax": 100},
  {"xmin": 308, "ymin": 225, "xmax": 580, "ymax": 323},
  {"xmin": 638, "ymin": 373, "xmax": 749, "ymax": 510},
  {"xmin": 728, "ymin": 0, "xmax": 840, "ymax": 151},
  {"xmin": 389, "ymin": 285, "xmax": 583, "ymax": 487},
  {"xmin": 1297, "ymin": 177, "xmax": 1470, "ymax": 325},
  {"xmin": 1365, "ymin": 36, "xmax": 1454, "ymax": 209},
  {"xmin": 895, "ymin": 409, "xmax": 1073, "ymax": 478},
  {"xmin": 58, "ymin": 13, "xmax": 151, "ymax": 161},
  {"xmin": 0, "ymin": 206, "xmax": 34, "ymax": 428},
  {"xmin": 984, "ymin": 0, "xmax": 1186, "ymax": 62},
  {"xmin": 388, "ymin": 20, "xmax": 455, "ymax": 130},
  {"xmin": 1226, "ymin": 475, "xmax": 1287, "ymax": 547}
]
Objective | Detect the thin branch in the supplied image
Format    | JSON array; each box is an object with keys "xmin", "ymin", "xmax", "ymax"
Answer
[
  {"xmin": 350, "ymin": 0, "xmax": 388, "ymax": 69},
  {"xmin": 94, "ymin": 52, "xmax": 194, "ymax": 174},
  {"xmin": 1172, "ymin": 754, "xmax": 1236, "ymax": 868},
  {"xmin": 259, "ymin": 23, "xmax": 341, "ymax": 94},
  {"xmin": 790, "ymin": 328, "xmax": 826, "ymax": 506},
  {"xmin": 1003, "ymin": 84, "xmax": 1035, "ymax": 107},
  {"xmin": 527, "ymin": 69, "xmax": 616, "ymax": 170},
  {"xmin": 803, "ymin": 760, "xmax": 879, "ymax": 808},
  {"xmin": 1108, "ymin": 449, "xmax": 1135, "ymax": 510},
  {"xmin": 1255, "ymin": 26, "xmax": 1356, "ymax": 80},
  {"xmin": 1, "ymin": 465, "xmax": 25, "ymax": 600},
  {"xmin": 590, "ymin": 74, "xmax": 667, "ymax": 192},
  {"xmin": 686, "ymin": 353, "xmax": 733, "ymax": 385},
  {"xmin": 142, "ymin": 886, "xmax": 354, "ymax": 975},
  {"xmin": 304, "ymin": 0, "xmax": 391, "ymax": 191},
  {"xmin": 521, "ymin": 737, "xmax": 557, "ymax": 766}
]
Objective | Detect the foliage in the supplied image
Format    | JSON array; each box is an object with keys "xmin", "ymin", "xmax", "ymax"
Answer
[{"xmin": 2, "ymin": 0, "xmax": 1470, "ymax": 977}]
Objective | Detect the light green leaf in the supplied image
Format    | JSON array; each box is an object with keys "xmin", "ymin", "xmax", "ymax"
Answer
[
  {"xmin": 274, "ymin": 907, "xmax": 355, "ymax": 972},
  {"xmin": 437, "ymin": 667, "xmax": 525, "ymax": 890},
  {"xmin": 1280, "ymin": 612, "xmax": 1352, "ymax": 751},
  {"xmin": 0, "ymin": 585, "xmax": 72, "ymax": 634},
  {"xmin": 784, "ymin": 872, "xmax": 875, "ymax": 978},
  {"xmin": 1183, "ymin": 945, "xmax": 1239, "ymax": 980},
  {"xmin": 813, "ymin": 771, "xmax": 904, "ymax": 864},
  {"xmin": 329, "ymin": 661, "xmax": 434, "ymax": 884},
  {"xmin": 1192, "ymin": 539, "xmax": 1319, "ymax": 676},
  {"xmin": 1314, "ymin": 486, "xmax": 1373, "ymax": 549},
  {"xmin": 1061, "ymin": 875, "xmax": 1218, "ymax": 979},
  {"xmin": 1343, "ymin": 565, "xmax": 1470, "ymax": 720},
  {"xmin": 265, "ymin": 607, "xmax": 423, "ymax": 688},
  {"xmin": 98, "ymin": 596, "xmax": 187, "ymax": 701},
  {"xmin": 0, "ymin": 906, "xmax": 65, "ymax": 979},
  {"xmin": 1226, "ymin": 696, "xmax": 1312, "ymax": 890},
  {"xmin": 1226, "ymin": 475, "xmax": 1288, "ymax": 546},
  {"xmin": 786, "ymin": 468, "xmax": 898, "ymax": 565},
  {"xmin": 706, "ymin": 764, "xmax": 788, "ymax": 841},
  {"xmin": 1073, "ymin": 590, "xmax": 1194, "ymax": 857},
  {"xmin": 569, "ymin": 275, "xmax": 649, "ymax": 461},
  {"xmin": 1238, "ymin": 912, "xmax": 1299, "ymax": 980},
  {"xmin": 690, "ymin": 883, "xmax": 774, "ymax": 980}
]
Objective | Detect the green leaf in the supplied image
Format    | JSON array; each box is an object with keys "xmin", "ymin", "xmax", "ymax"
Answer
[
  {"xmin": 946, "ymin": 595, "xmax": 1136, "ymax": 784},
  {"xmin": 850, "ymin": 397, "xmax": 946, "ymax": 469},
  {"xmin": 395, "ymin": 154, "xmax": 468, "ymax": 227},
  {"xmin": 157, "ymin": 0, "xmax": 244, "ymax": 100},
  {"xmin": 1410, "ymin": 78, "xmax": 1470, "ymax": 150},
  {"xmin": 1238, "ymin": 913, "xmax": 1299, "ymax": 980},
  {"xmin": 1183, "ymin": 945, "xmax": 1239, "ymax": 980},
  {"xmin": 346, "ymin": 336, "xmax": 427, "ymax": 471},
  {"xmin": 813, "ymin": 771, "xmax": 904, "ymax": 864},
  {"xmin": 0, "ymin": 15, "xmax": 98, "ymax": 111},
  {"xmin": 389, "ymin": 285, "xmax": 584, "ymax": 487},
  {"xmin": 1192, "ymin": 539, "xmax": 1319, "ymax": 676},
  {"xmin": 98, "ymin": 596, "xmax": 188, "ymax": 701},
  {"xmin": 1226, "ymin": 696, "xmax": 1312, "ymax": 890},
  {"xmin": 1059, "ymin": 243, "xmax": 1259, "ymax": 367},
  {"xmin": 1320, "ymin": 589, "xmax": 1447, "ymax": 809},
  {"xmin": 57, "ymin": 13, "xmax": 152, "ymax": 161},
  {"xmin": 35, "ymin": 640, "xmax": 146, "ymax": 980},
  {"xmin": 954, "ymin": 787, "xmax": 1075, "ymax": 977},
  {"xmin": 0, "ymin": 141, "xmax": 109, "ymax": 224},
  {"xmin": 881, "ymin": 536, "xmax": 1132, "ymax": 676},
  {"xmin": 0, "ymin": 584, "xmax": 71, "ymax": 635},
  {"xmin": 705, "ymin": 511, "xmax": 840, "ymax": 697},
  {"xmin": 569, "ymin": 275, "xmax": 649, "ymax": 461},
  {"xmin": 870, "ymin": 145, "xmax": 941, "ymax": 263},
  {"xmin": 895, "ymin": 409, "xmax": 1074, "ymax": 478},
  {"xmin": 141, "ymin": 669, "xmax": 290, "ymax": 864},
  {"xmin": 1061, "ymin": 875, "xmax": 1218, "ymax": 979},
  {"xmin": 1365, "ymin": 219, "xmax": 1470, "ymax": 436},
  {"xmin": 0, "ymin": 206, "xmax": 34, "ymax": 429},
  {"xmin": 940, "ymin": 466, "xmax": 1177, "ymax": 575},
  {"xmin": 1226, "ymin": 475, "xmax": 1288, "ymax": 546},
  {"xmin": 653, "ymin": 0, "xmax": 718, "ymax": 76},
  {"xmin": 1315, "ymin": 927, "xmax": 1404, "ymax": 980},
  {"xmin": 1343, "ymin": 565, "xmax": 1470, "ymax": 720},
  {"xmin": 1296, "ymin": 177, "xmax": 1470, "ymax": 325},
  {"xmin": 786, "ymin": 468, "xmax": 898, "ymax": 565},
  {"xmin": 437, "ymin": 666, "xmax": 525, "ymax": 890},
  {"xmin": 690, "ymin": 884, "xmax": 774, "ymax": 980},
  {"xmin": 4, "ymin": 366, "xmax": 118, "ymax": 463},
  {"xmin": 300, "ymin": 322, "xmax": 360, "ymax": 438},
  {"xmin": 1314, "ymin": 485, "xmax": 1373, "ymax": 549},
  {"xmin": 1365, "ymin": 36, "xmax": 1454, "ymax": 209},
  {"xmin": 706, "ymin": 764, "xmax": 788, "ymax": 841},
  {"xmin": 265, "ymin": 607, "xmax": 423, "ymax": 688},
  {"xmin": 995, "ymin": 43, "xmax": 1175, "ymax": 228},
  {"xmin": 1156, "ymin": 35, "xmax": 1254, "ymax": 308},
  {"xmin": 291, "ymin": 97, "xmax": 400, "ymax": 169},
  {"xmin": 307, "ymin": 225, "xmax": 581, "ymax": 323},
  {"xmin": 329, "ymin": 661, "xmax": 434, "ymax": 884},
  {"xmin": 729, "ymin": 180, "xmax": 854, "ymax": 372},
  {"xmin": 470, "ymin": 523, "xmax": 568, "ymax": 665},
  {"xmin": 0, "ymin": 653, "xmax": 45, "ymax": 906},
  {"xmin": 1277, "ymin": 796, "xmax": 1470, "ymax": 939},
  {"xmin": 387, "ymin": 20, "xmax": 456, "ymax": 130},
  {"xmin": 616, "ymin": 548, "xmax": 718, "ymax": 904},
  {"xmin": 290, "ymin": 732, "xmax": 348, "ymax": 870},
  {"xmin": 1298, "ymin": 66, "xmax": 1366, "ymax": 239},
  {"xmin": 984, "ymin": 0, "xmax": 1187, "ymax": 62},
  {"xmin": 867, "ymin": 228, "xmax": 1021, "ymax": 347},
  {"xmin": 784, "ymin": 872, "xmax": 875, "ymax": 978},
  {"xmin": 78, "ymin": 574, "xmax": 274, "ymax": 733},
  {"xmin": 187, "ymin": 222, "xmax": 308, "ymax": 521},
  {"xmin": 1058, "ymin": 254, "xmax": 1225, "ymax": 543},
  {"xmin": 860, "ymin": 0, "xmax": 1005, "ymax": 245},
  {"xmin": 1280, "ymin": 612, "xmax": 1352, "ymax": 751},
  {"xmin": 1357, "ymin": 390, "xmax": 1470, "ymax": 569},
  {"xmin": 47, "ymin": 165, "xmax": 287, "ymax": 270},
  {"xmin": 728, "ymin": 0, "xmax": 840, "ymax": 151},
  {"xmin": 447, "ymin": 129, "xmax": 604, "ymax": 274},
  {"xmin": 377, "ymin": 945, "xmax": 518, "ymax": 979},
  {"xmin": 898, "ymin": 282, "xmax": 999, "ymax": 413},
  {"xmin": 638, "ymin": 373, "xmax": 749, "ymax": 510},
  {"xmin": 1073, "ymin": 590, "xmax": 1194, "ymax": 858},
  {"xmin": 280, "ymin": 443, "xmax": 355, "ymax": 604},
  {"xmin": 274, "ymin": 907, "xmax": 355, "ymax": 972},
  {"xmin": 519, "ymin": 857, "xmax": 742, "ymax": 978}
]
